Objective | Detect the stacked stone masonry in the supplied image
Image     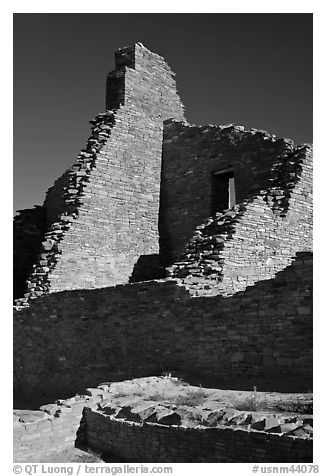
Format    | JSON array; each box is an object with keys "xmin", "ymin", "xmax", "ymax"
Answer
[
  {"xmin": 13, "ymin": 206, "xmax": 47, "ymax": 300},
  {"xmin": 161, "ymin": 121, "xmax": 312, "ymax": 267},
  {"xmin": 163, "ymin": 131, "xmax": 312, "ymax": 296},
  {"xmin": 83, "ymin": 408, "xmax": 312, "ymax": 463},
  {"xmin": 14, "ymin": 43, "xmax": 185, "ymax": 305},
  {"xmin": 14, "ymin": 42, "xmax": 312, "ymax": 306},
  {"xmin": 13, "ymin": 42, "xmax": 313, "ymax": 463},
  {"xmin": 14, "ymin": 251, "xmax": 312, "ymax": 403},
  {"xmin": 13, "ymin": 393, "xmax": 102, "ymax": 463},
  {"xmin": 14, "ymin": 382, "xmax": 312, "ymax": 463},
  {"xmin": 14, "ymin": 400, "xmax": 87, "ymax": 463}
]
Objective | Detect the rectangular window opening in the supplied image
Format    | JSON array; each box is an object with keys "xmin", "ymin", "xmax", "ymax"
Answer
[{"xmin": 211, "ymin": 169, "xmax": 236, "ymax": 215}]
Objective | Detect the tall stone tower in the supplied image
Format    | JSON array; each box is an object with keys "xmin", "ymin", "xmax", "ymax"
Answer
[{"xmin": 14, "ymin": 43, "xmax": 185, "ymax": 303}]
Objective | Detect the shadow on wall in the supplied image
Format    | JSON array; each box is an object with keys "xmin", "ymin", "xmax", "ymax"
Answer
[
  {"xmin": 13, "ymin": 252, "xmax": 312, "ymax": 407},
  {"xmin": 13, "ymin": 206, "xmax": 47, "ymax": 301},
  {"xmin": 129, "ymin": 254, "xmax": 167, "ymax": 283}
]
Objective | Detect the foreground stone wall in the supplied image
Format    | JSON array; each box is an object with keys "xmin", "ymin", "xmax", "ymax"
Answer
[
  {"xmin": 13, "ymin": 392, "xmax": 103, "ymax": 463},
  {"xmin": 14, "ymin": 251, "xmax": 312, "ymax": 404},
  {"xmin": 14, "ymin": 379, "xmax": 313, "ymax": 463},
  {"xmin": 14, "ymin": 399, "xmax": 86, "ymax": 463},
  {"xmin": 83, "ymin": 408, "xmax": 312, "ymax": 463}
]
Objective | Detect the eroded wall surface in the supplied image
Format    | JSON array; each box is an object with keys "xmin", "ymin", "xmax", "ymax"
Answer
[
  {"xmin": 14, "ymin": 252, "xmax": 312, "ymax": 403},
  {"xmin": 161, "ymin": 122, "xmax": 312, "ymax": 272},
  {"xmin": 13, "ymin": 206, "xmax": 47, "ymax": 300},
  {"xmin": 14, "ymin": 43, "xmax": 185, "ymax": 305},
  {"xmin": 13, "ymin": 397, "xmax": 91, "ymax": 463},
  {"xmin": 14, "ymin": 381, "xmax": 313, "ymax": 463},
  {"xmin": 162, "ymin": 128, "xmax": 312, "ymax": 296},
  {"xmin": 83, "ymin": 409, "xmax": 312, "ymax": 463}
]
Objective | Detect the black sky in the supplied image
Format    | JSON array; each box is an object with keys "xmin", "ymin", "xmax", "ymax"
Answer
[{"xmin": 13, "ymin": 13, "xmax": 312, "ymax": 213}]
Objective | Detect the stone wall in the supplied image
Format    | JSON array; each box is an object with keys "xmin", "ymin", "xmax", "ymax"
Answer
[
  {"xmin": 83, "ymin": 408, "xmax": 312, "ymax": 463},
  {"xmin": 13, "ymin": 43, "xmax": 312, "ymax": 425},
  {"xmin": 13, "ymin": 206, "xmax": 47, "ymax": 301},
  {"xmin": 14, "ymin": 43, "xmax": 185, "ymax": 305},
  {"xmin": 13, "ymin": 43, "xmax": 312, "ymax": 307},
  {"xmin": 165, "ymin": 142, "xmax": 312, "ymax": 297},
  {"xmin": 14, "ymin": 251, "xmax": 312, "ymax": 404},
  {"xmin": 14, "ymin": 380, "xmax": 313, "ymax": 463},
  {"xmin": 160, "ymin": 120, "xmax": 312, "ymax": 267},
  {"xmin": 13, "ymin": 393, "xmax": 102, "ymax": 463}
]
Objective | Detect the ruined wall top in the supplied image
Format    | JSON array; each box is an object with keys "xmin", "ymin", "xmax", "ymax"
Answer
[
  {"xmin": 13, "ymin": 42, "xmax": 312, "ymax": 306},
  {"xmin": 106, "ymin": 42, "xmax": 185, "ymax": 121}
]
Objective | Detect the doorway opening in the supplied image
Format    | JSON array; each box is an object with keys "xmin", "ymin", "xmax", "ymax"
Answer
[{"xmin": 211, "ymin": 169, "xmax": 236, "ymax": 215}]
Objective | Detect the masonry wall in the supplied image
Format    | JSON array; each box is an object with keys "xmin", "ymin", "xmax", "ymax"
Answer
[
  {"xmin": 83, "ymin": 409, "xmax": 312, "ymax": 463},
  {"xmin": 14, "ymin": 43, "xmax": 312, "ymax": 307},
  {"xmin": 14, "ymin": 251, "xmax": 312, "ymax": 404},
  {"xmin": 161, "ymin": 120, "xmax": 312, "ymax": 265},
  {"xmin": 167, "ymin": 144, "xmax": 313, "ymax": 297},
  {"xmin": 13, "ymin": 206, "xmax": 47, "ymax": 301},
  {"xmin": 14, "ymin": 383, "xmax": 313, "ymax": 463},
  {"xmin": 14, "ymin": 43, "xmax": 185, "ymax": 305},
  {"xmin": 13, "ymin": 394, "xmax": 102, "ymax": 463},
  {"xmin": 14, "ymin": 402, "xmax": 82, "ymax": 463}
]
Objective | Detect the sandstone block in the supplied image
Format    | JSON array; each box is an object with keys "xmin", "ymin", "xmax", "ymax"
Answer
[{"xmin": 14, "ymin": 410, "xmax": 47, "ymax": 423}]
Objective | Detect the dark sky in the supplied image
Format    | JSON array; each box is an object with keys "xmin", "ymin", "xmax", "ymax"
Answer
[{"xmin": 13, "ymin": 13, "xmax": 312, "ymax": 213}]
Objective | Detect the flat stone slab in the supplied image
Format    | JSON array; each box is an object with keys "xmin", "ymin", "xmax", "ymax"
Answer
[
  {"xmin": 202, "ymin": 409, "xmax": 226, "ymax": 426},
  {"xmin": 264, "ymin": 418, "xmax": 282, "ymax": 433},
  {"xmin": 14, "ymin": 410, "xmax": 47, "ymax": 423},
  {"xmin": 132, "ymin": 403, "xmax": 158, "ymax": 421},
  {"xmin": 156, "ymin": 409, "xmax": 181, "ymax": 426},
  {"xmin": 40, "ymin": 403, "xmax": 61, "ymax": 415}
]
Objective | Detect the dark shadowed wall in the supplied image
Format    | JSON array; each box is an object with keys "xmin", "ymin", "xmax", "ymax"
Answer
[{"xmin": 14, "ymin": 252, "xmax": 312, "ymax": 405}]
